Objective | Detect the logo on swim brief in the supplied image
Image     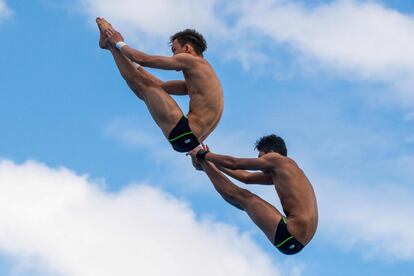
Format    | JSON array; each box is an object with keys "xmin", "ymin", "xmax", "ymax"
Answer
[
  {"xmin": 184, "ymin": 139, "xmax": 191, "ymax": 144},
  {"xmin": 289, "ymin": 244, "xmax": 295, "ymax": 249}
]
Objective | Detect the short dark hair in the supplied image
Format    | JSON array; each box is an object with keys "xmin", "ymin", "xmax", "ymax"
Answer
[
  {"xmin": 170, "ymin": 29, "xmax": 207, "ymax": 56},
  {"xmin": 255, "ymin": 134, "xmax": 287, "ymax": 156}
]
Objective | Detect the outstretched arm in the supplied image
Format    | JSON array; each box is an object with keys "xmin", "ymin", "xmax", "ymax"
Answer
[
  {"xmin": 121, "ymin": 47, "xmax": 195, "ymax": 71},
  {"xmin": 188, "ymin": 146, "xmax": 274, "ymax": 184},
  {"xmin": 201, "ymin": 151, "xmax": 275, "ymax": 171},
  {"xmin": 188, "ymin": 145, "xmax": 278, "ymax": 171},
  {"xmin": 161, "ymin": 80, "xmax": 188, "ymax": 95},
  {"xmin": 133, "ymin": 70, "xmax": 188, "ymax": 95},
  {"xmin": 103, "ymin": 26, "xmax": 195, "ymax": 71},
  {"xmin": 218, "ymin": 167, "xmax": 273, "ymax": 185},
  {"xmin": 99, "ymin": 18, "xmax": 196, "ymax": 71},
  {"xmin": 129, "ymin": 62, "xmax": 188, "ymax": 94}
]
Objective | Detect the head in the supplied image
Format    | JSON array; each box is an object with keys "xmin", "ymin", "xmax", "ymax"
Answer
[
  {"xmin": 170, "ymin": 29, "xmax": 207, "ymax": 57},
  {"xmin": 255, "ymin": 134, "xmax": 287, "ymax": 157}
]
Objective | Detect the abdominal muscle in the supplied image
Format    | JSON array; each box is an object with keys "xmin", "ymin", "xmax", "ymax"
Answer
[
  {"xmin": 188, "ymin": 94, "xmax": 223, "ymax": 142},
  {"xmin": 183, "ymin": 59, "xmax": 224, "ymax": 141}
]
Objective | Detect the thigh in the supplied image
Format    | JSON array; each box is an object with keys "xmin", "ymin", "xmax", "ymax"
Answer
[
  {"xmin": 131, "ymin": 84, "xmax": 184, "ymax": 138},
  {"xmin": 243, "ymin": 194, "xmax": 283, "ymax": 244}
]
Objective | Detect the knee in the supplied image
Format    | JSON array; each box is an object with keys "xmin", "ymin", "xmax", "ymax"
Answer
[
  {"xmin": 224, "ymin": 188, "xmax": 255, "ymax": 205},
  {"xmin": 131, "ymin": 75, "xmax": 159, "ymax": 91}
]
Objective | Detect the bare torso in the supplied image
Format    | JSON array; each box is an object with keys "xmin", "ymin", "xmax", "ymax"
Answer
[
  {"xmin": 183, "ymin": 58, "xmax": 223, "ymax": 141},
  {"xmin": 270, "ymin": 157, "xmax": 318, "ymax": 245}
]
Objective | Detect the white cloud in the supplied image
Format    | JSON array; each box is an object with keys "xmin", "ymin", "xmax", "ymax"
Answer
[
  {"xmin": 238, "ymin": 0, "xmax": 414, "ymax": 74},
  {"xmin": 254, "ymin": 164, "xmax": 414, "ymax": 262},
  {"xmin": 80, "ymin": 0, "xmax": 229, "ymax": 52},
  {"xmin": 0, "ymin": 159, "xmax": 281, "ymax": 276},
  {"xmin": 235, "ymin": 0, "xmax": 414, "ymax": 105},
  {"xmin": 103, "ymin": 100, "xmax": 414, "ymax": 262},
  {"xmin": 79, "ymin": 0, "xmax": 268, "ymax": 69},
  {"xmin": 315, "ymin": 176, "xmax": 414, "ymax": 261},
  {"xmin": 282, "ymin": 100, "xmax": 414, "ymax": 260},
  {"xmin": 255, "ymin": 98, "xmax": 414, "ymax": 261},
  {"xmin": 0, "ymin": 0, "xmax": 12, "ymax": 20},
  {"xmin": 104, "ymin": 115, "xmax": 413, "ymax": 261},
  {"xmin": 81, "ymin": 0, "xmax": 414, "ymax": 106}
]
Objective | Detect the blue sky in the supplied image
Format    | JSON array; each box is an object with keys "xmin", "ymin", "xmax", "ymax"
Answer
[{"xmin": 1, "ymin": 0, "xmax": 414, "ymax": 275}]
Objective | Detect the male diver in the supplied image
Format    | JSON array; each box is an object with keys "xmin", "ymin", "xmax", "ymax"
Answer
[
  {"xmin": 96, "ymin": 18, "xmax": 223, "ymax": 152},
  {"xmin": 188, "ymin": 134, "xmax": 318, "ymax": 255}
]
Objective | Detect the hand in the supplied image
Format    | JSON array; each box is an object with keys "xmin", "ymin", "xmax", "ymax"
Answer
[
  {"xmin": 190, "ymin": 154, "xmax": 203, "ymax": 171},
  {"xmin": 201, "ymin": 143, "xmax": 210, "ymax": 152},
  {"xmin": 104, "ymin": 29, "xmax": 125, "ymax": 46},
  {"xmin": 187, "ymin": 146, "xmax": 204, "ymax": 170},
  {"xmin": 186, "ymin": 145, "xmax": 203, "ymax": 160}
]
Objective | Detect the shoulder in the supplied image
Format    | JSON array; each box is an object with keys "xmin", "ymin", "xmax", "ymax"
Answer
[
  {"xmin": 261, "ymin": 152, "xmax": 284, "ymax": 161},
  {"xmin": 175, "ymin": 53, "xmax": 205, "ymax": 66},
  {"xmin": 173, "ymin": 53, "xmax": 198, "ymax": 62},
  {"xmin": 260, "ymin": 152, "xmax": 287, "ymax": 167}
]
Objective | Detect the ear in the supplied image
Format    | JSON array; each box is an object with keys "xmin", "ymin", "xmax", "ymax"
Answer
[{"xmin": 184, "ymin": 44, "xmax": 191, "ymax": 53}]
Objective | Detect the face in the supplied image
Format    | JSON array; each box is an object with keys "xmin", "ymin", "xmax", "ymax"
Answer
[{"xmin": 171, "ymin": 39, "xmax": 187, "ymax": 55}]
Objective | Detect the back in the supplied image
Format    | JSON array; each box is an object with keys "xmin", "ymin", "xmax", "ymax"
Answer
[{"xmin": 271, "ymin": 157, "xmax": 318, "ymax": 245}]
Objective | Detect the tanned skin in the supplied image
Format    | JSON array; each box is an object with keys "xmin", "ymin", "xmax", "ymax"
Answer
[
  {"xmin": 96, "ymin": 18, "xmax": 223, "ymax": 141},
  {"xmin": 188, "ymin": 145, "xmax": 318, "ymax": 246}
]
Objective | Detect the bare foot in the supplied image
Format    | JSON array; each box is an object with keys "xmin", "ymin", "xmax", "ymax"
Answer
[
  {"xmin": 96, "ymin": 18, "xmax": 122, "ymax": 49},
  {"xmin": 96, "ymin": 18, "xmax": 109, "ymax": 49},
  {"xmin": 97, "ymin": 17, "xmax": 115, "ymax": 33},
  {"xmin": 101, "ymin": 18, "xmax": 114, "ymax": 30}
]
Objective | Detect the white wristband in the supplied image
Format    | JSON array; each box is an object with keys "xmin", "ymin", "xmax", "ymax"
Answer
[{"xmin": 115, "ymin": 41, "xmax": 127, "ymax": 50}]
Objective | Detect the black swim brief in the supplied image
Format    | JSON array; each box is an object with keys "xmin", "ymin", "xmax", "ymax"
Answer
[
  {"xmin": 274, "ymin": 217, "xmax": 304, "ymax": 255},
  {"xmin": 168, "ymin": 116, "xmax": 200, "ymax": 153}
]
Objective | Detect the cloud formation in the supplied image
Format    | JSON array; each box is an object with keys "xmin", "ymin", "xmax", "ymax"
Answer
[
  {"xmin": 316, "ymin": 176, "xmax": 414, "ymax": 261},
  {"xmin": 83, "ymin": 0, "xmax": 414, "ymax": 263},
  {"xmin": 238, "ymin": 1, "xmax": 414, "ymax": 74},
  {"xmin": 105, "ymin": 116, "xmax": 414, "ymax": 261},
  {"xmin": 80, "ymin": 0, "xmax": 229, "ymax": 52},
  {"xmin": 235, "ymin": 0, "xmax": 414, "ymax": 105},
  {"xmin": 81, "ymin": 0, "xmax": 414, "ymax": 106},
  {"xmin": 0, "ymin": 159, "xmax": 280, "ymax": 276}
]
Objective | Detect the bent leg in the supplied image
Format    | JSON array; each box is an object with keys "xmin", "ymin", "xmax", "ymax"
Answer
[
  {"xmin": 107, "ymin": 45, "xmax": 183, "ymax": 137},
  {"xmin": 201, "ymin": 161, "xmax": 282, "ymax": 243}
]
